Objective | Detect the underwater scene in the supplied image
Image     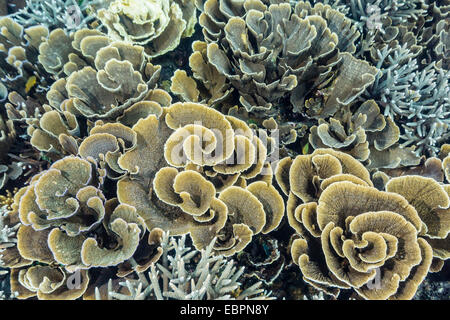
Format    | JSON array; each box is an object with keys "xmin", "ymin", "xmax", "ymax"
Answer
[{"xmin": 0, "ymin": 0, "xmax": 448, "ymax": 301}]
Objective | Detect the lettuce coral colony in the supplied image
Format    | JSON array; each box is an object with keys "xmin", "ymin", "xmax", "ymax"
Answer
[{"xmin": 0, "ymin": 0, "xmax": 448, "ymax": 301}]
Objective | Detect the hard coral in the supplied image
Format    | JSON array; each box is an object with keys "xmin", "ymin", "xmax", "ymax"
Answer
[
  {"xmin": 116, "ymin": 102, "xmax": 284, "ymax": 256},
  {"xmin": 170, "ymin": 41, "xmax": 233, "ymax": 107},
  {"xmin": 386, "ymin": 176, "xmax": 450, "ymax": 267},
  {"xmin": 363, "ymin": 45, "xmax": 450, "ymax": 158},
  {"xmin": 42, "ymin": 28, "xmax": 161, "ymax": 119},
  {"xmin": 9, "ymin": 0, "xmax": 100, "ymax": 33},
  {"xmin": 0, "ymin": 155, "xmax": 156, "ymax": 299},
  {"xmin": 94, "ymin": 233, "xmax": 272, "ymax": 300},
  {"xmin": 18, "ymin": 156, "xmax": 106, "ymax": 236},
  {"xmin": 0, "ymin": 111, "xmax": 19, "ymax": 190},
  {"xmin": 190, "ymin": 0, "xmax": 376, "ymax": 118},
  {"xmin": 10, "ymin": 265, "xmax": 90, "ymax": 300},
  {"xmin": 278, "ymin": 148, "xmax": 448, "ymax": 299},
  {"xmin": 15, "ymin": 27, "xmax": 165, "ymax": 160},
  {"xmin": 0, "ymin": 17, "xmax": 50, "ymax": 100},
  {"xmin": 308, "ymin": 100, "xmax": 393, "ymax": 161},
  {"xmin": 97, "ymin": 0, "xmax": 197, "ymax": 57},
  {"xmin": 307, "ymin": 98, "xmax": 422, "ymax": 169}
]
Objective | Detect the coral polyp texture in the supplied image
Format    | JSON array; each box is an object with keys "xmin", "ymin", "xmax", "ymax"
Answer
[{"xmin": 0, "ymin": 0, "xmax": 449, "ymax": 301}]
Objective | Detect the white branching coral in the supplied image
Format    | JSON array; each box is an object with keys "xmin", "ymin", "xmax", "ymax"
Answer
[{"xmin": 95, "ymin": 233, "xmax": 272, "ymax": 300}]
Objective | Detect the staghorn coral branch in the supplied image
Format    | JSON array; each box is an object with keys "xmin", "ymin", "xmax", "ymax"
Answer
[{"xmin": 98, "ymin": 232, "xmax": 272, "ymax": 300}]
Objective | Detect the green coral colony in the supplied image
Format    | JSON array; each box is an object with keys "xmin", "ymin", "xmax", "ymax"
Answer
[{"xmin": 0, "ymin": 0, "xmax": 448, "ymax": 300}]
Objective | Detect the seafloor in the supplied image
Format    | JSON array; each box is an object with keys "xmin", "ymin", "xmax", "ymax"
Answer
[{"xmin": 0, "ymin": 0, "xmax": 449, "ymax": 300}]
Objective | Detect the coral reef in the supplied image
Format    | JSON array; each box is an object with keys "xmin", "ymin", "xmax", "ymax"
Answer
[
  {"xmin": 0, "ymin": 17, "xmax": 51, "ymax": 100},
  {"xmin": 307, "ymin": 99, "xmax": 421, "ymax": 169},
  {"xmin": 0, "ymin": 0, "xmax": 448, "ymax": 301}
]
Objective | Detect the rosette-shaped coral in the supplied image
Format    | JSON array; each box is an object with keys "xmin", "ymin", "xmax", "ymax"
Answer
[
  {"xmin": 0, "ymin": 159, "xmax": 92, "ymax": 299},
  {"xmin": 278, "ymin": 148, "xmax": 448, "ymax": 299},
  {"xmin": 115, "ymin": 102, "xmax": 284, "ymax": 256},
  {"xmin": 97, "ymin": 0, "xmax": 197, "ymax": 57},
  {"xmin": 309, "ymin": 100, "xmax": 393, "ymax": 161},
  {"xmin": 441, "ymin": 144, "xmax": 450, "ymax": 183},
  {"xmin": 275, "ymin": 148, "xmax": 373, "ymax": 203},
  {"xmin": 363, "ymin": 44, "xmax": 450, "ymax": 158},
  {"xmin": 3, "ymin": 156, "xmax": 150, "ymax": 292},
  {"xmin": 420, "ymin": 1, "xmax": 449, "ymax": 70},
  {"xmin": 0, "ymin": 110, "xmax": 19, "ymax": 190},
  {"xmin": 0, "ymin": 17, "xmax": 50, "ymax": 99},
  {"xmin": 170, "ymin": 41, "xmax": 233, "ymax": 107},
  {"xmin": 18, "ymin": 156, "xmax": 107, "ymax": 235},
  {"xmin": 10, "ymin": 265, "xmax": 90, "ymax": 300},
  {"xmin": 385, "ymin": 176, "xmax": 450, "ymax": 269},
  {"xmin": 42, "ymin": 28, "xmax": 161, "ymax": 119},
  {"xmin": 189, "ymin": 0, "xmax": 376, "ymax": 118},
  {"xmin": 290, "ymin": 182, "xmax": 433, "ymax": 300},
  {"xmin": 78, "ymin": 121, "xmax": 137, "ymax": 180}
]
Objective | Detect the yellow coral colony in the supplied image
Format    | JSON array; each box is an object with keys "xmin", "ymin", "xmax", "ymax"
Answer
[{"xmin": 277, "ymin": 149, "xmax": 449, "ymax": 300}]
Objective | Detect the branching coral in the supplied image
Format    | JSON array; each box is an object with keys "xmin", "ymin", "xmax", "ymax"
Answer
[
  {"xmin": 351, "ymin": 0, "xmax": 449, "ymax": 70},
  {"xmin": 0, "ymin": 17, "xmax": 51, "ymax": 100},
  {"xmin": 9, "ymin": 27, "xmax": 165, "ymax": 161},
  {"xmin": 9, "ymin": 0, "xmax": 100, "ymax": 32},
  {"xmin": 277, "ymin": 148, "xmax": 448, "ymax": 299},
  {"xmin": 96, "ymin": 0, "xmax": 197, "ymax": 57},
  {"xmin": 0, "ymin": 205, "xmax": 19, "ymax": 250},
  {"xmin": 93, "ymin": 232, "xmax": 272, "ymax": 300},
  {"xmin": 319, "ymin": 0, "xmax": 426, "ymax": 32}
]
